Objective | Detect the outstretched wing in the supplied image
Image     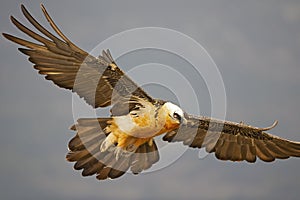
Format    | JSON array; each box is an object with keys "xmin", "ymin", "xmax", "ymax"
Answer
[
  {"xmin": 163, "ymin": 114, "xmax": 300, "ymax": 162},
  {"xmin": 3, "ymin": 4, "xmax": 153, "ymax": 109}
]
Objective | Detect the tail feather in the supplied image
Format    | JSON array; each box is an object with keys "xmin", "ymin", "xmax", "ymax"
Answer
[
  {"xmin": 67, "ymin": 118, "xmax": 160, "ymax": 180},
  {"xmin": 82, "ymin": 162, "xmax": 104, "ymax": 177},
  {"xmin": 109, "ymin": 157, "xmax": 130, "ymax": 178}
]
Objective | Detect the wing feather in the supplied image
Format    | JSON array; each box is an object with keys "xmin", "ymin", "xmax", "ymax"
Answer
[
  {"xmin": 3, "ymin": 4, "xmax": 153, "ymax": 109},
  {"xmin": 163, "ymin": 114, "xmax": 300, "ymax": 162}
]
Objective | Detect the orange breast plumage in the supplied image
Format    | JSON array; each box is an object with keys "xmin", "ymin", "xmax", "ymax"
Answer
[{"xmin": 132, "ymin": 113, "xmax": 151, "ymax": 127}]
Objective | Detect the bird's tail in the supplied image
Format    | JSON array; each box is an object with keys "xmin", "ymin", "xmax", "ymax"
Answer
[{"xmin": 67, "ymin": 118, "xmax": 159, "ymax": 180}]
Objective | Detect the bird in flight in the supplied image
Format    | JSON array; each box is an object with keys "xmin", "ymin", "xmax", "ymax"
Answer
[{"xmin": 3, "ymin": 4, "xmax": 300, "ymax": 180}]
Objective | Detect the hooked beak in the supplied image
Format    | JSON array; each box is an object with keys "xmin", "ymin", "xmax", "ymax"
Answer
[
  {"xmin": 181, "ymin": 112, "xmax": 188, "ymax": 126},
  {"xmin": 181, "ymin": 117, "xmax": 188, "ymax": 126}
]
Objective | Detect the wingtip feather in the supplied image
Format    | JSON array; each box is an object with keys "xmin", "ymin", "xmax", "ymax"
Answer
[
  {"xmin": 20, "ymin": 4, "xmax": 28, "ymax": 15},
  {"xmin": 20, "ymin": 4, "xmax": 25, "ymax": 10},
  {"xmin": 2, "ymin": 33, "xmax": 16, "ymax": 43},
  {"xmin": 2, "ymin": 32, "xmax": 9, "ymax": 39}
]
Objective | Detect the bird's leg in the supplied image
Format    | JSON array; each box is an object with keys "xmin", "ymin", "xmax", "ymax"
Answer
[
  {"xmin": 100, "ymin": 133, "xmax": 117, "ymax": 152},
  {"xmin": 102, "ymin": 130, "xmax": 152, "ymax": 160},
  {"xmin": 114, "ymin": 136, "xmax": 151, "ymax": 160},
  {"xmin": 113, "ymin": 136, "xmax": 137, "ymax": 160}
]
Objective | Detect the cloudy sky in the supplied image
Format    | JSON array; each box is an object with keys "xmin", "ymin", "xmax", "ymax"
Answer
[{"xmin": 1, "ymin": 0, "xmax": 300, "ymax": 200}]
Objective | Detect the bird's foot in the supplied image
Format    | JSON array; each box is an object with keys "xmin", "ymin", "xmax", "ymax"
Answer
[
  {"xmin": 114, "ymin": 146, "xmax": 135, "ymax": 160},
  {"xmin": 100, "ymin": 134, "xmax": 117, "ymax": 152}
]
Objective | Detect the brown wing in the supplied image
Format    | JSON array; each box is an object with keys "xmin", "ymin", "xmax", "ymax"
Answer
[
  {"xmin": 163, "ymin": 114, "xmax": 300, "ymax": 163},
  {"xmin": 67, "ymin": 118, "xmax": 159, "ymax": 180},
  {"xmin": 3, "ymin": 4, "xmax": 152, "ymax": 109}
]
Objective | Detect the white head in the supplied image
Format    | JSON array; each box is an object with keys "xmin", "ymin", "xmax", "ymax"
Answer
[{"xmin": 163, "ymin": 102, "xmax": 187, "ymax": 125}]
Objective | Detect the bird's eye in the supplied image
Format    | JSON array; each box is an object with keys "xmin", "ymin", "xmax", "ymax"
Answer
[{"xmin": 173, "ymin": 112, "xmax": 182, "ymax": 121}]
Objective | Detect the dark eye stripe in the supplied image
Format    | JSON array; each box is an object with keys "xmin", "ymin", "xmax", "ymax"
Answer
[{"xmin": 173, "ymin": 112, "xmax": 182, "ymax": 121}]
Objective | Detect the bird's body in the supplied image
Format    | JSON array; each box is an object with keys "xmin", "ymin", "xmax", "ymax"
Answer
[
  {"xmin": 100, "ymin": 100, "xmax": 182, "ymax": 155},
  {"xmin": 3, "ymin": 4, "xmax": 300, "ymax": 180},
  {"xmin": 113, "ymin": 100, "xmax": 165, "ymax": 139}
]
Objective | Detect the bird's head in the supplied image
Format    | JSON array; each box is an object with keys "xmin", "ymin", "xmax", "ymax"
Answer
[{"xmin": 161, "ymin": 102, "xmax": 187, "ymax": 130}]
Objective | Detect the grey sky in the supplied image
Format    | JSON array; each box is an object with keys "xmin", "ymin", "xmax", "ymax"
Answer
[{"xmin": 1, "ymin": 0, "xmax": 300, "ymax": 200}]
